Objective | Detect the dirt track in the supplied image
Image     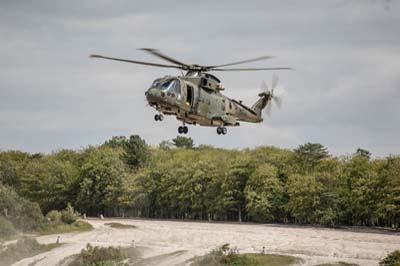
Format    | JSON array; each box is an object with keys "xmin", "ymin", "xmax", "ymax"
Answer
[{"xmin": 11, "ymin": 218, "xmax": 400, "ymax": 266}]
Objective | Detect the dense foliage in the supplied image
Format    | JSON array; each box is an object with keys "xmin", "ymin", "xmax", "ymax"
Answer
[{"xmin": 0, "ymin": 134, "xmax": 399, "ymax": 229}]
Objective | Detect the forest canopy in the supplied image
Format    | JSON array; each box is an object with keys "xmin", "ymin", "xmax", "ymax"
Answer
[{"xmin": 1, "ymin": 135, "xmax": 399, "ymax": 229}]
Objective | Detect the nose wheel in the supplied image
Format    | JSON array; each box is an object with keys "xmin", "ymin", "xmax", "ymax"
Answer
[
  {"xmin": 217, "ymin": 126, "xmax": 227, "ymax": 135},
  {"xmin": 154, "ymin": 114, "xmax": 164, "ymax": 121},
  {"xmin": 178, "ymin": 126, "xmax": 188, "ymax": 134}
]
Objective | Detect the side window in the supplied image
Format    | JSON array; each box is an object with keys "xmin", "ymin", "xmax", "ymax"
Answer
[{"xmin": 173, "ymin": 81, "xmax": 181, "ymax": 94}]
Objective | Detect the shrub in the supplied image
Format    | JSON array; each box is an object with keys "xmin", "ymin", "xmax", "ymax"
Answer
[
  {"xmin": 12, "ymin": 201, "xmax": 44, "ymax": 231},
  {"xmin": 69, "ymin": 243, "xmax": 127, "ymax": 266},
  {"xmin": 380, "ymin": 250, "xmax": 400, "ymax": 266},
  {"xmin": 61, "ymin": 203, "xmax": 77, "ymax": 224},
  {"xmin": 0, "ymin": 216, "xmax": 17, "ymax": 239},
  {"xmin": 0, "ymin": 184, "xmax": 44, "ymax": 232},
  {"xmin": 46, "ymin": 210, "xmax": 62, "ymax": 223}
]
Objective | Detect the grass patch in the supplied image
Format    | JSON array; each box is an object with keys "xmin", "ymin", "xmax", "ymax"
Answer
[
  {"xmin": 38, "ymin": 220, "xmax": 92, "ymax": 235},
  {"xmin": 104, "ymin": 222, "xmax": 137, "ymax": 229},
  {"xmin": 190, "ymin": 244, "xmax": 301, "ymax": 266},
  {"xmin": 66, "ymin": 243, "xmax": 142, "ymax": 266},
  {"xmin": 0, "ymin": 237, "xmax": 61, "ymax": 266}
]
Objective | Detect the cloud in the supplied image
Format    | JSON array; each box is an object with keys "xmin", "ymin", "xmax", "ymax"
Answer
[{"xmin": 0, "ymin": 0, "xmax": 399, "ymax": 157}]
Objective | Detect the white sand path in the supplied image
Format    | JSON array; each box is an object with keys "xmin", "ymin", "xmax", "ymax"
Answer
[{"xmin": 10, "ymin": 218, "xmax": 400, "ymax": 266}]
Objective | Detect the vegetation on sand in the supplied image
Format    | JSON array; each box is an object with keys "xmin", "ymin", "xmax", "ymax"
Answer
[
  {"xmin": 379, "ymin": 250, "xmax": 400, "ymax": 266},
  {"xmin": 190, "ymin": 244, "xmax": 301, "ymax": 266},
  {"xmin": 67, "ymin": 243, "xmax": 141, "ymax": 266},
  {"xmin": 0, "ymin": 237, "xmax": 60, "ymax": 266}
]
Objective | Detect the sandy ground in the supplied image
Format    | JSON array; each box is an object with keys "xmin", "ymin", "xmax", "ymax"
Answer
[{"xmin": 10, "ymin": 218, "xmax": 400, "ymax": 266}]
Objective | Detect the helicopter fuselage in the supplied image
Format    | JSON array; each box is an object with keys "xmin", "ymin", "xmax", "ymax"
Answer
[{"xmin": 145, "ymin": 72, "xmax": 262, "ymax": 128}]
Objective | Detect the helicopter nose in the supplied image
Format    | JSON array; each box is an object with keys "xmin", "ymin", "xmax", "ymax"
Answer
[{"xmin": 145, "ymin": 87, "xmax": 163, "ymax": 102}]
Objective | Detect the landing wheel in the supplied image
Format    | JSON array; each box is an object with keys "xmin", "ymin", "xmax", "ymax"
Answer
[
  {"xmin": 154, "ymin": 114, "xmax": 164, "ymax": 121},
  {"xmin": 183, "ymin": 126, "xmax": 188, "ymax": 134},
  {"xmin": 217, "ymin": 126, "xmax": 227, "ymax": 135},
  {"xmin": 221, "ymin": 126, "xmax": 227, "ymax": 135},
  {"xmin": 178, "ymin": 126, "xmax": 184, "ymax": 134}
]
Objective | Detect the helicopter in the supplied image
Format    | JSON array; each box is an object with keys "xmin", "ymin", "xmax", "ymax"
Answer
[{"xmin": 90, "ymin": 48, "xmax": 291, "ymax": 135}]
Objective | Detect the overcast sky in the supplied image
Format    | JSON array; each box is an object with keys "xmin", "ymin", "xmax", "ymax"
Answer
[{"xmin": 0, "ymin": 0, "xmax": 399, "ymax": 157}]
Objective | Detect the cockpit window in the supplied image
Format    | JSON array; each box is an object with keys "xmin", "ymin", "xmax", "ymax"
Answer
[
  {"xmin": 152, "ymin": 79, "xmax": 162, "ymax": 87},
  {"xmin": 161, "ymin": 79, "xmax": 181, "ymax": 95}
]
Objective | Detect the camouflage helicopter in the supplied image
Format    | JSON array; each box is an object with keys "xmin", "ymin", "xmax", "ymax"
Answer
[{"xmin": 90, "ymin": 48, "xmax": 291, "ymax": 135}]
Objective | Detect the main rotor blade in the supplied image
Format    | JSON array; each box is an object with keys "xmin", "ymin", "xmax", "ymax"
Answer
[
  {"xmin": 138, "ymin": 48, "xmax": 190, "ymax": 69},
  {"xmin": 90, "ymin": 54, "xmax": 184, "ymax": 69},
  {"xmin": 212, "ymin": 67, "xmax": 293, "ymax": 71},
  {"xmin": 207, "ymin": 56, "xmax": 273, "ymax": 69}
]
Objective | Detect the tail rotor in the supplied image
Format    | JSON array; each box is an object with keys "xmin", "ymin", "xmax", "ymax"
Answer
[{"xmin": 260, "ymin": 73, "xmax": 282, "ymax": 116}]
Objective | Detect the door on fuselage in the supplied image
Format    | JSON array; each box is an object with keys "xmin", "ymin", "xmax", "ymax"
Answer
[{"xmin": 186, "ymin": 85, "xmax": 194, "ymax": 110}]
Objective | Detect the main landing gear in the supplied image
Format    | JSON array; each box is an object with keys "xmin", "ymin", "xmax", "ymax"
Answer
[
  {"xmin": 154, "ymin": 114, "xmax": 164, "ymax": 121},
  {"xmin": 217, "ymin": 126, "xmax": 227, "ymax": 135},
  {"xmin": 178, "ymin": 125, "xmax": 188, "ymax": 134}
]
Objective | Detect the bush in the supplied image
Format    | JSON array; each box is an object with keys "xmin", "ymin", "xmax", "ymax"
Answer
[
  {"xmin": 0, "ymin": 184, "xmax": 44, "ymax": 232},
  {"xmin": 12, "ymin": 201, "xmax": 44, "ymax": 231},
  {"xmin": 0, "ymin": 216, "xmax": 17, "ymax": 239},
  {"xmin": 68, "ymin": 243, "xmax": 127, "ymax": 266},
  {"xmin": 61, "ymin": 203, "xmax": 77, "ymax": 224},
  {"xmin": 46, "ymin": 210, "xmax": 62, "ymax": 223},
  {"xmin": 380, "ymin": 250, "xmax": 400, "ymax": 266},
  {"xmin": 37, "ymin": 220, "xmax": 92, "ymax": 235}
]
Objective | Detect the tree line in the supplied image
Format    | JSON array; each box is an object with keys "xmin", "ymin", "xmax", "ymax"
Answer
[{"xmin": 0, "ymin": 135, "xmax": 399, "ymax": 229}]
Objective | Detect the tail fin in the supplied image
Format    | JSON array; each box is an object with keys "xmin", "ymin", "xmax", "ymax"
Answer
[{"xmin": 251, "ymin": 92, "xmax": 270, "ymax": 118}]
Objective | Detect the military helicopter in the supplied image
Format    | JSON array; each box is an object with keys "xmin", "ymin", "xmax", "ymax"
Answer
[{"xmin": 90, "ymin": 48, "xmax": 291, "ymax": 135}]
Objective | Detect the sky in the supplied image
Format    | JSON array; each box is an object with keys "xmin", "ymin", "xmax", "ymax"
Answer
[{"xmin": 0, "ymin": 0, "xmax": 399, "ymax": 157}]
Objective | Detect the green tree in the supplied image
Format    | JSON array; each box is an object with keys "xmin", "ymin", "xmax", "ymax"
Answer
[
  {"xmin": 221, "ymin": 156, "xmax": 253, "ymax": 222},
  {"xmin": 122, "ymin": 135, "xmax": 149, "ymax": 170},
  {"xmin": 286, "ymin": 174, "xmax": 322, "ymax": 224},
  {"xmin": 245, "ymin": 164, "xmax": 284, "ymax": 222},
  {"xmin": 172, "ymin": 136, "xmax": 194, "ymax": 149},
  {"xmin": 103, "ymin": 136, "xmax": 127, "ymax": 149},
  {"xmin": 76, "ymin": 147, "xmax": 126, "ymax": 215},
  {"xmin": 339, "ymin": 155, "xmax": 377, "ymax": 226},
  {"xmin": 376, "ymin": 156, "xmax": 400, "ymax": 229},
  {"xmin": 17, "ymin": 156, "xmax": 79, "ymax": 213},
  {"xmin": 294, "ymin": 143, "xmax": 329, "ymax": 172}
]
